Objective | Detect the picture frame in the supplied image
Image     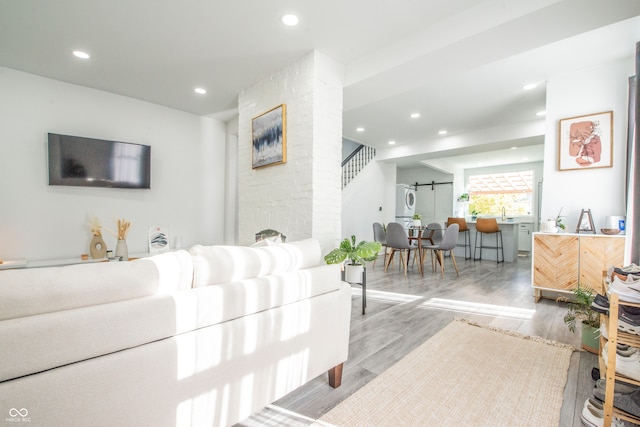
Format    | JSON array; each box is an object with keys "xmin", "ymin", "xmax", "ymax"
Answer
[
  {"xmin": 148, "ymin": 225, "xmax": 169, "ymax": 253},
  {"xmin": 252, "ymin": 104, "xmax": 286, "ymax": 169},
  {"xmin": 557, "ymin": 111, "xmax": 613, "ymax": 171}
]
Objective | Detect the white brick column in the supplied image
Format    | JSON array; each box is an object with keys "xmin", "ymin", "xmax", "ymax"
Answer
[{"xmin": 238, "ymin": 51, "xmax": 344, "ymax": 253}]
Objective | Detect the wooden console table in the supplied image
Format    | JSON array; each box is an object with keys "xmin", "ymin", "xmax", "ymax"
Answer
[{"xmin": 531, "ymin": 232, "xmax": 625, "ymax": 302}]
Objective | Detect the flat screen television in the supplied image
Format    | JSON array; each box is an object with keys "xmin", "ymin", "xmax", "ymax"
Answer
[{"xmin": 48, "ymin": 133, "xmax": 151, "ymax": 189}]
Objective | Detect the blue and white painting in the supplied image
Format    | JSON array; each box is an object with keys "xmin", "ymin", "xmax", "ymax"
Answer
[{"xmin": 252, "ymin": 104, "xmax": 286, "ymax": 168}]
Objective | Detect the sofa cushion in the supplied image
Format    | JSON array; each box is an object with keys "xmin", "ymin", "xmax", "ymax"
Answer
[
  {"xmin": 190, "ymin": 238, "xmax": 321, "ymax": 287},
  {"xmin": 0, "ymin": 250, "xmax": 193, "ymax": 321}
]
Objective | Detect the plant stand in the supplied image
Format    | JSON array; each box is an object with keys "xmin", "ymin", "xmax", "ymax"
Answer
[{"xmin": 343, "ymin": 265, "xmax": 367, "ymax": 315}]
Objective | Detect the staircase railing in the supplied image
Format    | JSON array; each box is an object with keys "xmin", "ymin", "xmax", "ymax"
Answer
[{"xmin": 342, "ymin": 144, "xmax": 376, "ymax": 189}]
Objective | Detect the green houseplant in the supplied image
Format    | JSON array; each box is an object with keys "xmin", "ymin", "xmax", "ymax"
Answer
[
  {"xmin": 561, "ymin": 286, "xmax": 600, "ymax": 354},
  {"xmin": 324, "ymin": 236, "xmax": 382, "ymax": 283},
  {"xmin": 412, "ymin": 213, "xmax": 422, "ymax": 227}
]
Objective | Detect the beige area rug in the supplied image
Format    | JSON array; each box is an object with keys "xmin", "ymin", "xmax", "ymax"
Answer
[{"xmin": 316, "ymin": 319, "xmax": 575, "ymax": 427}]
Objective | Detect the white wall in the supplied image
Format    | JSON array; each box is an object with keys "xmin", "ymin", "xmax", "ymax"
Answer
[
  {"xmin": 237, "ymin": 51, "xmax": 344, "ymax": 253},
  {"xmin": 0, "ymin": 67, "xmax": 227, "ymax": 260},
  {"xmin": 541, "ymin": 58, "xmax": 634, "ymax": 230},
  {"xmin": 342, "ymin": 160, "xmax": 396, "ymax": 242}
]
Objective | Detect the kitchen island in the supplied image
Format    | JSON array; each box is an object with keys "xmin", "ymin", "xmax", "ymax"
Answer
[{"xmin": 452, "ymin": 219, "xmax": 530, "ymax": 263}]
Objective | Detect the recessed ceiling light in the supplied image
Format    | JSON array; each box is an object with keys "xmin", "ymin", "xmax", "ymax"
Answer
[
  {"xmin": 281, "ymin": 14, "xmax": 299, "ymax": 26},
  {"xmin": 410, "ymin": 113, "xmax": 420, "ymax": 119},
  {"xmin": 73, "ymin": 50, "xmax": 90, "ymax": 59},
  {"xmin": 438, "ymin": 130, "xmax": 447, "ymax": 135},
  {"xmin": 388, "ymin": 140, "xmax": 396, "ymax": 145},
  {"xmin": 510, "ymin": 146, "xmax": 518, "ymax": 150},
  {"xmin": 523, "ymin": 83, "xmax": 537, "ymax": 90},
  {"xmin": 356, "ymin": 127, "xmax": 365, "ymax": 132},
  {"xmin": 194, "ymin": 87, "xmax": 207, "ymax": 95},
  {"xmin": 536, "ymin": 111, "xmax": 546, "ymax": 116}
]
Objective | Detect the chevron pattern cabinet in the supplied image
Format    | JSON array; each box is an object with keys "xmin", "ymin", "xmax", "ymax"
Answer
[{"xmin": 532, "ymin": 232, "xmax": 625, "ymax": 302}]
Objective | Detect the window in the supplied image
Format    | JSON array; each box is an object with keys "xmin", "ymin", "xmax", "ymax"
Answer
[{"xmin": 468, "ymin": 171, "xmax": 533, "ymax": 216}]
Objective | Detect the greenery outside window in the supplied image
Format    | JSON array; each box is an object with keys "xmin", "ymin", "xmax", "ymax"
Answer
[{"xmin": 468, "ymin": 170, "xmax": 533, "ymax": 216}]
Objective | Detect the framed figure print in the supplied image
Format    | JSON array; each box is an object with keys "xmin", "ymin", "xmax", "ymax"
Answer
[
  {"xmin": 558, "ymin": 111, "xmax": 613, "ymax": 171},
  {"xmin": 252, "ymin": 104, "xmax": 287, "ymax": 169}
]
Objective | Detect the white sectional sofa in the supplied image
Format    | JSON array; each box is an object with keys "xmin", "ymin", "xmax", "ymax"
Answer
[{"xmin": 0, "ymin": 238, "xmax": 351, "ymax": 426}]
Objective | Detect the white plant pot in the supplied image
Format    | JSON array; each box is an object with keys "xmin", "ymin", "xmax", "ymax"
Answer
[
  {"xmin": 412, "ymin": 220, "xmax": 421, "ymax": 227},
  {"xmin": 541, "ymin": 220, "xmax": 558, "ymax": 233},
  {"xmin": 345, "ymin": 263, "xmax": 364, "ymax": 284}
]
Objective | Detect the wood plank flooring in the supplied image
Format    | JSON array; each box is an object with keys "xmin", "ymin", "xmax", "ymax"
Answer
[{"xmin": 237, "ymin": 253, "xmax": 599, "ymax": 427}]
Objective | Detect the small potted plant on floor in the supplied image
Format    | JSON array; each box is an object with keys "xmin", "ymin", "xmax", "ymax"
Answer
[
  {"xmin": 324, "ymin": 236, "xmax": 382, "ymax": 284},
  {"xmin": 561, "ymin": 286, "xmax": 600, "ymax": 354}
]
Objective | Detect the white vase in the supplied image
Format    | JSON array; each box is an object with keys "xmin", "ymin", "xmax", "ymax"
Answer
[
  {"xmin": 115, "ymin": 239, "xmax": 128, "ymax": 261},
  {"xmin": 345, "ymin": 263, "xmax": 364, "ymax": 284},
  {"xmin": 412, "ymin": 220, "xmax": 421, "ymax": 228}
]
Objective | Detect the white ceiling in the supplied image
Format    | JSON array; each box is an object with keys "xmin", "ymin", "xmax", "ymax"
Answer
[{"xmin": 1, "ymin": 0, "xmax": 639, "ymax": 170}]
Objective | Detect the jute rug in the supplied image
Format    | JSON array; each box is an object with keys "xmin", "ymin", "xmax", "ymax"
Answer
[{"xmin": 316, "ymin": 319, "xmax": 575, "ymax": 427}]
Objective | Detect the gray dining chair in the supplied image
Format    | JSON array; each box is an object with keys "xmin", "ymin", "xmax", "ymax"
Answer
[
  {"xmin": 384, "ymin": 222, "xmax": 422, "ymax": 276},
  {"xmin": 422, "ymin": 223, "xmax": 459, "ymax": 277},
  {"xmin": 426, "ymin": 222, "xmax": 443, "ymax": 246},
  {"xmin": 372, "ymin": 222, "xmax": 388, "ymax": 269}
]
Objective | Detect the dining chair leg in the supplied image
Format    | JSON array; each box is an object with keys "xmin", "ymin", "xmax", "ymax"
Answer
[
  {"xmin": 401, "ymin": 249, "xmax": 408, "ymax": 276},
  {"xmin": 438, "ymin": 250, "xmax": 445, "ymax": 277},
  {"xmin": 430, "ymin": 250, "xmax": 436, "ymax": 273},
  {"xmin": 450, "ymin": 250, "xmax": 459, "ymax": 276},
  {"xmin": 384, "ymin": 249, "xmax": 396, "ymax": 272}
]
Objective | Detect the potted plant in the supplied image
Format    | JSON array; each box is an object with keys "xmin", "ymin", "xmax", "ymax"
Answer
[
  {"xmin": 555, "ymin": 207, "xmax": 566, "ymax": 231},
  {"xmin": 471, "ymin": 209, "xmax": 480, "ymax": 221},
  {"xmin": 561, "ymin": 286, "xmax": 600, "ymax": 354},
  {"xmin": 412, "ymin": 214, "xmax": 422, "ymax": 228},
  {"xmin": 324, "ymin": 236, "xmax": 382, "ymax": 283}
]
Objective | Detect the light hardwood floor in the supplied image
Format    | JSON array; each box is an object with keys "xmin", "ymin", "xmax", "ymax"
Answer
[{"xmin": 237, "ymin": 252, "xmax": 598, "ymax": 427}]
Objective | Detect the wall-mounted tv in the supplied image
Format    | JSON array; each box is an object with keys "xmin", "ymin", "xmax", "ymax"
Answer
[{"xmin": 48, "ymin": 133, "xmax": 151, "ymax": 189}]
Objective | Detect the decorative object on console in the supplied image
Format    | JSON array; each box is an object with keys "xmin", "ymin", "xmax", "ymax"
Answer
[
  {"xmin": 252, "ymin": 104, "xmax": 287, "ymax": 169},
  {"xmin": 148, "ymin": 225, "xmax": 169, "ymax": 253},
  {"xmin": 576, "ymin": 209, "xmax": 595, "ymax": 234},
  {"xmin": 111, "ymin": 218, "xmax": 131, "ymax": 260},
  {"xmin": 555, "ymin": 207, "xmax": 566, "ymax": 231},
  {"xmin": 601, "ymin": 228, "xmax": 621, "ymax": 235},
  {"xmin": 558, "ymin": 111, "xmax": 613, "ymax": 171},
  {"xmin": 88, "ymin": 215, "xmax": 107, "ymax": 259}
]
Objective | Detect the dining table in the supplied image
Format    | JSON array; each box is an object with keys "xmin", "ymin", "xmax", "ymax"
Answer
[{"xmin": 408, "ymin": 225, "xmax": 446, "ymax": 273}]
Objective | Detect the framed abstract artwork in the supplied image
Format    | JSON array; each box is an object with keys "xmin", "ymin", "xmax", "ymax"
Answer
[
  {"xmin": 557, "ymin": 111, "xmax": 613, "ymax": 171},
  {"xmin": 252, "ymin": 104, "xmax": 287, "ymax": 169}
]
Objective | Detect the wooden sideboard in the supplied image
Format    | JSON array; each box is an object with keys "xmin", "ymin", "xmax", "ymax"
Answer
[{"xmin": 532, "ymin": 232, "xmax": 625, "ymax": 302}]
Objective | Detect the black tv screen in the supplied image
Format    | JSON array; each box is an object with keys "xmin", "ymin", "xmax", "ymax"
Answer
[{"xmin": 48, "ymin": 133, "xmax": 151, "ymax": 189}]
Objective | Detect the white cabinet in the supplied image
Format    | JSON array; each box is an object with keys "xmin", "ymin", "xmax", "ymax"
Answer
[{"xmin": 518, "ymin": 223, "xmax": 532, "ymax": 252}]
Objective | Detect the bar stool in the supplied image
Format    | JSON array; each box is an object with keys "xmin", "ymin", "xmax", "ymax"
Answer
[
  {"xmin": 447, "ymin": 217, "xmax": 472, "ymax": 259},
  {"xmin": 474, "ymin": 218, "xmax": 504, "ymax": 263}
]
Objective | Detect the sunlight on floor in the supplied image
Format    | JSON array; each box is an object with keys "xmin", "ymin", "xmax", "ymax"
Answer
[
  {"xmin": 351, "ymin": 287, "xmax": 423, "ymax": 304},
  {"xmin": 419, "ymin": 298, "xmax": 535, "ymax": 319},
  {"xmin": 260, "ymin": 404, "xmax": 338, "ymax": 426}
]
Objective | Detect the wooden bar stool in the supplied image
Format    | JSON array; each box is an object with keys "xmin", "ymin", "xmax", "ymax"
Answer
[
  {"xmin": 447, "ymin": 217, "xmax": 472, "ymax": 259},
  {"xmin": 473, "ymin": 218, "xmax": 504, "ymax": 263}
]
